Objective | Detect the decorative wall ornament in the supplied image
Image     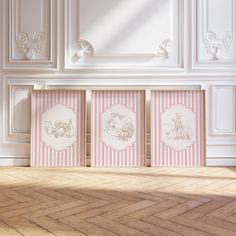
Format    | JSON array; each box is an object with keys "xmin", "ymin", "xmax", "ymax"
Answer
[
  {"xmin": 31, "ymin": 90, "xmax": 86, "ymax": 167},
  {"xmin": 91, "ymin": 90, "xmax": 145, "ymax": 167},
  {"xmin": 151, "ymin": 90, "xmax": 205, "ymax": 167},
  {"xmin": 76, "ymin": 39, "xmax": 94, "ymax": 59},
  {"xmin": 204, "ymin": 32, "xmax": 232, "ymax": 60},
  {"xmin": 16, "ymin": 31, "xmax": 46, "ymax": 59},
  {"xmin": 156, "ymin": 39, "xmax": 173, "ymax": 59}
]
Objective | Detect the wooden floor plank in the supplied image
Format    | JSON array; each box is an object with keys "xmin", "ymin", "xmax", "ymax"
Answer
[
  {"xmin": 3, "ymin": 218, "xmax": 55, "ymax": 236},
  {"xmin": 0, "ymin": 201, "xmax": 61, "ymax": 219},
  {"xmin": 144, "ymin": 216, "xmax": 212, "ymax": 236},
  {"xmin": 129, "ymin": 200, "xmax": 178, "ymax": 220},
  {"xmin": 207, "ymin": 200, "xmax": 236, "ymax": 219},
  {"xmin": 87, "ymin": 216, "xmax": 150, "ymax": 236},
  {"xmin": 60, "ymin": 215, "xmax": 119, "ymax": 236},
  {"xmin": 0, "ymin": 220, "xmax": 23, "ymax": 236},
  {"xmin": 156, "ymin": 199, "xmax": 207, "ymax": 219},
  {"xmin": 193, "ymin": 200, "xmax": 233, "ymax": 214},
  {"xmin": 0, "ymin": 167, "xmax": 235, "ymax": 236},
  {"xmin": 50, "ymin": 200, "xmax": 108, "ymax": 220},
  {"xmin": 226, "ymin": 214, "xmax": 236, "ymax": 224},
  {"xmin": 172, "ymin": 215, "xmax": 236, "ymax": 236},
  {"xmin": 198, "ymin": 216, "xmax": 236, "ymax": 232},
  {"xmin": 23, "ymin": 200, "xmax": 86, "ymax": 219},
  {"xmin": 115, "ymin": 215, "xmax": 182, "ymax": 236},
  {"xmin": 31, "ymin": 216, "xmax": 85, "ymax": 236},
  {"xmin": 102, "ymin": 200, "xmax": 156, "ymax": 220},
  {"xmin": 75, "ymin": 200, "xmax": 132, "ymax": 219}
]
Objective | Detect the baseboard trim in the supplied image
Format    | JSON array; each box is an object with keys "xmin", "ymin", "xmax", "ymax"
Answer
[
  {"xmin": 206, "ymin": 158, "xmax": 236, "ymax": 167},
  {"xmin": 0, "ymin": 158, "xmax": 30, "ymax": 166},
  {"xmin": 0, "ymin": 158, "xmax": 235, "ymax": 167}
]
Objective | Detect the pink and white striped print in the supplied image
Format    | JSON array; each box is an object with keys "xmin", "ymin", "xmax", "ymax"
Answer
[
  {"xmin": 151, "ymin": 90, "xmax": 205, "ymax": 167},
  {"xmin": 91, "ymin": 90, "xmax": 145, "ymax": 167},
  {"xmin": 31, "ymin": 90, "xmax": 85, "ymax": 167}
]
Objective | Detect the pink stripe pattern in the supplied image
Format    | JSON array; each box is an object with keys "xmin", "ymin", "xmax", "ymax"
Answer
[
  {"xmin": 91, "ymin": 90, "xmax": 145, "ymax": 167},
  {"xmin": 151, "ymin": 90, "xmax": 205, "ymax": 167},
  {"xmin": 31, "ymin": 90, "xmax": 85, "ymax": 167}
]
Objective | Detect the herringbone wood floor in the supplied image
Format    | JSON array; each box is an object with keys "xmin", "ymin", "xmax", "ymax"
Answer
[{"xmin": 0, "ymin": 167, "xmax": 236, "ymax": 236}]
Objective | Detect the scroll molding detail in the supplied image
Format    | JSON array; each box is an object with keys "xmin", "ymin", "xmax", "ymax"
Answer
[
  {"xmin": 156, "ymin": 39, "xmax": 173, "ymax": 59},
  {"xmin": 16, "ymin": 31, "xmax": 46, "ymax": 59},
  {"xmin": 204, "ymin": 31, "xmax": 232, "ymax": 60},
  {"xmin": 76, "ymin": 39, "xmax": 94, "ymax": 59}
]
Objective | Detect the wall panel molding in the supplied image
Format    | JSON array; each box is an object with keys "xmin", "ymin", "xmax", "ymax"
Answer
[
  {"xmin": 3, "ymin": 78, "xmax": 35, "ymax": 143},
  {"xmin": 192, "ymin": 0, "xmax": 236, "ymax": 70},
  {"xmin": 0, "ymin": 158, "xmax": 30, "ymax": 166},
  {"xmin": 206, "ymin": 158, "xmax": 236, "ymax": 166},
  {"xmin": 2, "ymin": 75, "xmax": 236, "ymax": 164},
  {"xmin": 65, "ymin": 0, "xmax": 183, "ymax": 70},
  {"xmin": 210, "ymin": 85, "xmax": 236, "ymax": 137},
  {"xmin": 10, "ymin": 85, "xmax": 33, "ymax": 133},
  {"xmin": 3, "ymin": 0, "xmax": 58, "ymax": 69},
  {"xmin": 0, "ymin": 0, "xmax": 3, "ymax": 70},
  {"xmin": 1, "ymin": 0, "xmax": 236, "ymax": 166}
]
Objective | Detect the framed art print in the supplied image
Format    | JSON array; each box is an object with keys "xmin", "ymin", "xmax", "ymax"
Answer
[
  {"xmin": 91, "ymin": 90, "xmax": 145, "ymax": 167},
  {"xmin": 31, "ymin": 90, "xmax": 86, "ymax": 167},
  {"xmin": 151, "ymin": 90, "xmax": 205, "ymax": 167}
]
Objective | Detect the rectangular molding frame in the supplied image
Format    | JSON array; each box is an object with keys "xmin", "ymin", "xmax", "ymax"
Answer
[
  {"xmin": 65, "ymin": 0, "xmax": 184, "ymax": 70},
  {"xmin": 4, "ymin": 82, "xmax": 35, "ymax": 143},
  {"xmin": 210, "ymin": 84, "xmax": 236, "ymax": 136},
  {"xmin": 191, "ymin": 0, "xmax": 236, "ymax": 70},
  {"xmin": 3, "ymin": 0, "xmax": 58, "ymax": 69},
  {"xmin": 10, "ymin": 85, "xmax": 33, "ymax": 133}
]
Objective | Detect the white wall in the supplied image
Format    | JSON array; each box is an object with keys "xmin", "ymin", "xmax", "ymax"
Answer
[{"xmin": 0, "ymin": 0, "xmax": 236, "ymax": 166}]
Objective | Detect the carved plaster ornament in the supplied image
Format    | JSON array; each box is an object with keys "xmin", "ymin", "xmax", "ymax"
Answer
[
  {"xmin": 204, "ymin": 31, "xmax": 232, "ymax": 60},
  {"xmin": 156, "ymin": 39, "xmax": 173, "ymax": 59},
  {"xmin": 16, "ymin": 31, "xmax": 46, "ymax": 59},
  {"xmin": 77, "ymin": 39, "xmax": 94, "ymax": 59}
]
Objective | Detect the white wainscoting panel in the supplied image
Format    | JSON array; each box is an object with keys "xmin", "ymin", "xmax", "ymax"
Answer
[
  {"xmin": 10, "ymin": 85, "xmax": 33, "ymax": 140},
  {"xmin": 192, "ymin": 0, "xmax": 236, "ymax": 70},
  {"xmin": 0, "ymin": 158, "xmax": 30, "ymax": 166},
  {"xmin": 3, "ymin": 0, "xmax": 58, "ymax": 69},
  {"xmin": 211, "ymin": 85, "xmax": 236, "ymax": 136},
  {"xmin": 0, "ymin": 1, "xmax": 236, "ymax": 166},
  {"xmin": 65, "ymin": 0, "xmax": 183, "ymax": 70},
  {"xmin": 206, "ymin": 158, "xmax": 236, "ymax": 167},
  {"xmin": 0, "ymin": 0, "xmax": 2, "ymax": 70},
  {"xmin": 0, "ymin": 1, "xmax": 3, "ymax": 142},
  {"xmin": 0, "ymin": 77, "xmax": 3, "ymax": 141},
  {"xmin": 4, "ymin": 82, "xmax": 34, "ymax": 143}
]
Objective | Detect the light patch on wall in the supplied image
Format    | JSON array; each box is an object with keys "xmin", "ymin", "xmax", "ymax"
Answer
[{"xmin": 79, "ymin": 0, "xmax": 171, "ymax": 54}]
